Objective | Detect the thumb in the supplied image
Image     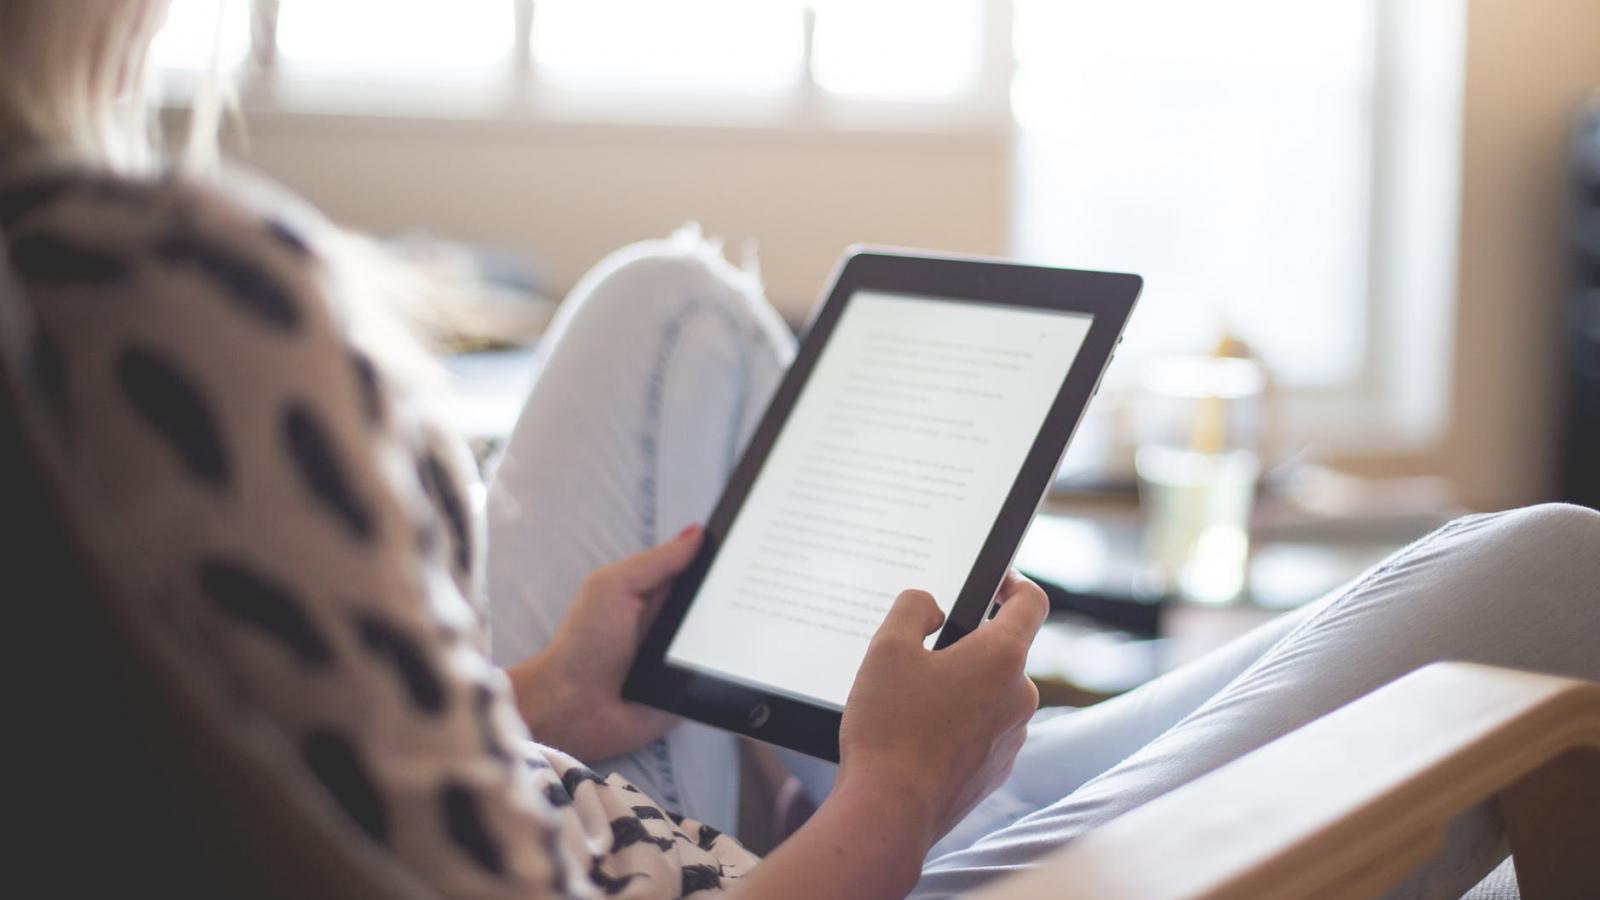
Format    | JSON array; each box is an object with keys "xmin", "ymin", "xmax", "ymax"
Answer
[
  {"xmin": 875, "ymin": 589, "xmax": 945, "ymax": 645},
  {"xmin": 988, "ymin": 572, "xmax": 1049, "ymax": 644},
  {"xmin": 612, "ymin": 525, "xmax": 704, "ymax": 592}
]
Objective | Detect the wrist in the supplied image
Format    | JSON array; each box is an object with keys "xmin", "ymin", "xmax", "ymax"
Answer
[
  {"xmin": 840, "ymin": 753, "xmax": 945, "ymax": 837},
  {"xmin": 729, "ymin": 769, "xmax": 931, "ymax": 900},
  {"xmin": 827, "ymin": 759, "xmax": 942, "ymax": 866},
  {"xmin": 507, "ymin": 652, "xmax": 574, "ymax": 745}
]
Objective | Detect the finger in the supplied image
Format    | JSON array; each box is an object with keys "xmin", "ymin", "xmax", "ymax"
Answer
[
  {"xmin": 993, "ymin": 569, "xmax": 1030, "ymax": 605},
  {"xmin": 623, "ymin": 702, "xmax": 682, "ymax": 730},
  {"xmin": 875, "ymin": 589, "xmax": 945, "ymax": 643},
  {"xmin": 636, "ymin": 584, "xmax": 673, "ymax": 632},
  {"xmin": 610, "ymin": 524, "xmax": 704, "ymax": 592},
  {"xmin": 988, "ymin": 574, "xmax": 1049, "ymax": 644},
  {"xmin": 641, "ymin": 582, "xmax": 671, "ymax": 611},
  {"xmin": 1013, "ymin": 675, "xmax": 1041, "ymax": 723}
]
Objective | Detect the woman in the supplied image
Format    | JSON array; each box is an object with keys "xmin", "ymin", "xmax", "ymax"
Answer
[{"xmin": 2, "ymin": 4, "xmax": 1596, "ymax": 899}]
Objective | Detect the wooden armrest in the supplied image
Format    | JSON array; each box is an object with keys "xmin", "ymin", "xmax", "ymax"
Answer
[{"xmin": 979, "ymin": 662, "xmax": 1600, "ymax": 900}]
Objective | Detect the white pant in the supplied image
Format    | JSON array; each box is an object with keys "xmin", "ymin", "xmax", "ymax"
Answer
[{"xmin": 486, "ymin": 235, "xmax": 1600, "ymax": 899}]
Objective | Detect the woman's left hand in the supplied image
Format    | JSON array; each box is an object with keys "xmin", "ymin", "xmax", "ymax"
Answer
[{"xmin": 506, "ymin": 525, "xmax": 703, "ymax": 760}]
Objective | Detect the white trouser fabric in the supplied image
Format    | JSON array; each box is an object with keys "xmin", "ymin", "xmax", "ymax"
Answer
[
  {"xmin": 486, "ymin": 230, "xmax": 795, "ymax": 835},
  {"xmin": 487, "ymin": 235, "xmax": 1600, "ymax": 899}
]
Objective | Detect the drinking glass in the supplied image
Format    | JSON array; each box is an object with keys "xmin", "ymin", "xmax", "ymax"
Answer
[{"xmin": 1135, "ymin": 356, "xmax": 1265, "ymax": 604}]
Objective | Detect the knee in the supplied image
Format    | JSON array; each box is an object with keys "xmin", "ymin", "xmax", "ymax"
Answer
[
  {"xmin": 1471, "ymin": 502, "xmax": 1600, "ymax": 551},
  {"xmin": 1437, "ymin": 503, "xmax": 1600, "ymax": 590},
  {"xmin": 563, "ymin": 228, "xmax": 771, "ymax": 337}
]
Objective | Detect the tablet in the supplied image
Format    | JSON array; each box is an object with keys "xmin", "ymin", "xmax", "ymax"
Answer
[{"xmin": 624, "ymin": 249, "xmax": 1140, "ymax": 760}]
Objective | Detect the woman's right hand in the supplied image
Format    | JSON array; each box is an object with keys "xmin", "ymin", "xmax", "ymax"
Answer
[
  {"xmin": 837, "ymin": 572, "xmax": 1049, "ymax": 850},
  {"xmin": 729, "ymin": 573, "xmax": 1047, "ymax": 900}
]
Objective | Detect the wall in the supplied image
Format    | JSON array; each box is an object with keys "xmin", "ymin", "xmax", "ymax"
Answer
[
  {"xmin": 226, "ymin": 114, "xmax": 1010, "ymax": 322},
  {"xmin": 1441, "ymin": 0, "xmax": 1600, "ymax": 508}
]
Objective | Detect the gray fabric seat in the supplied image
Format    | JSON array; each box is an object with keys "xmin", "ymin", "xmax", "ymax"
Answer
[{"xmin": 1463, "ymin": 860, "xmax": 1520, "ymax": 900}]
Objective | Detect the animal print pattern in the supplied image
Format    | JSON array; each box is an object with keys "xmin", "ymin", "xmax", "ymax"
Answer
[{"xmin": 0, "ymin": 164, "xmax": 759, "ymax": 899}]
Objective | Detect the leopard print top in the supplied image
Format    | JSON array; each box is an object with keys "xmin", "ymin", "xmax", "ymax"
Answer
[{"xmin": 0, "ymin": 163, "xmax": 759, "ymax": 900}]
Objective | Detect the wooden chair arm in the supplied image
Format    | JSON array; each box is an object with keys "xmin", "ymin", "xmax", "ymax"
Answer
[{"xmin": 978, "ymin": 662, "xmax": 1600, "ymax": 900}]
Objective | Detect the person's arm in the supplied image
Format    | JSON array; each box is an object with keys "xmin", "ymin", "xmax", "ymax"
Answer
[
  {"xmin": 499, "ymin": 535, "xmax": 1049, "ymax": 895},
  {"xmin": 732, "ymin": 574, "xmax": 1049, "ymax": 899},
  {"xmin": 735, "ymin": 769, "xmax": 937, "ymax": 899}
]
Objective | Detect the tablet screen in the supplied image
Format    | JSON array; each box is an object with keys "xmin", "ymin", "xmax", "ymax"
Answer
[{"xmin": 665, "ymin": 290, "xmax": 1094, "ymax": 708}]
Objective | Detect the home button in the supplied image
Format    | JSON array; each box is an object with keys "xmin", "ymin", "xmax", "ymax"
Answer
[{"xmin": 747, "ymin": 702, "xmax": 771, "ymax": 729}]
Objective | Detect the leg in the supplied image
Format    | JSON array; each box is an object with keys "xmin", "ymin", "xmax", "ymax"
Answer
[
  {"xmin": 929, "ymin": 592, "xmax": 1321, "ymax": 857},
  {"xmin": 785, "ymin": 541, "xmax": 1336, "ymax": 829},
  {"xmin": 485, "ymin": 228, "xmax": 794, "ymax": 833},
  {"xmin": 916, "ymin": 504, "xmax": 1600, "ymax": 899}
]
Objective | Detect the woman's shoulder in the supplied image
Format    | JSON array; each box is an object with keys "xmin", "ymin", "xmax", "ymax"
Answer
[
  {"xmin": 0, "ymin": 160, "xmax": 357, "ymax": 388},
  {"xmin": 6, "ymin": 160, "xmax": 311, "ymax": 238},
  {"xmin": 3, "ymin": 161, "xmax": 325, "ymax": 294}
]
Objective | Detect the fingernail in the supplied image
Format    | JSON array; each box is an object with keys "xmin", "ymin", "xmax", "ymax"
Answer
[{"xmin": 677, "ymin": 524, "xmax": 701, "ymax": 540}]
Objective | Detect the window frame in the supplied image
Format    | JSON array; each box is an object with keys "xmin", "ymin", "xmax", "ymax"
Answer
[{"xmin": 181, "ymin": 0, "xmax": 1016, "ymax": 135}]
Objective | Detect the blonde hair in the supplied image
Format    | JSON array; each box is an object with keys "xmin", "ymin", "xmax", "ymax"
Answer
[
  {"xmin": 0, "ymin": 0, "xmax": 451, "ymax": 378},
  {"xmin": 0, "ymin": 0, "xmax": 229, "ymax": 172}
]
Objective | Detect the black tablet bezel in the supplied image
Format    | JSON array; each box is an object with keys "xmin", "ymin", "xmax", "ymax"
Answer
[{"xmin": 623, "ymin": 249, "xmax": 1141, "ymax": 761}]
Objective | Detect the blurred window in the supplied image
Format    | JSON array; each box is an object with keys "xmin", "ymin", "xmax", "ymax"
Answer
[
  {"xmin": 151, "ymin": 0, "xmax": 1444, "ymax": 406},
  {"xmin": 533, "ymin": 0, "xmax": 988, "ymax": 100},
  {"xmin": 1013, "ymin": 0, "xmax": 1377, "ymax": 389},
  {"xmin": 811, "ymin": 0, "xmax": 984, "ymax": 100},
  {"xmin": 276, "ymin": 0, "xmax": 515, "ymax": 74},
  {"xmin": 152, "ymin": 1, "xmax": 998, "ymax": 103},
  {"xmin": 531, "ymin": 0, "xmax": 803, "ymax": 94},
  {"xmin": 149, "ymin": 0, "xmax": 251, "ymax": 73}
]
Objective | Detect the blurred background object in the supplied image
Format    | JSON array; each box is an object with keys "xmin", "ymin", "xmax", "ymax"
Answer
[
  {"xmin": 1561, "ymin": 95, "xmax": 1600, "ymax": 510},
  {"xmin": 1135, "ymin": 347, "xmax": 1267, "ymax": 605},
  {"xmin": 150, "ymin": 0, "xmax": 1599, "ymax": 701}
]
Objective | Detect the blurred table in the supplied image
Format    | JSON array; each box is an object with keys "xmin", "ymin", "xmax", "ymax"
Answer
[
  {"xmin": 1018, "ymin": 495, "xmax": 1446, "ymax": 705},
  {"xmin": 437, "ymin": 346, "xmax": 545, "ymax": 464}
]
